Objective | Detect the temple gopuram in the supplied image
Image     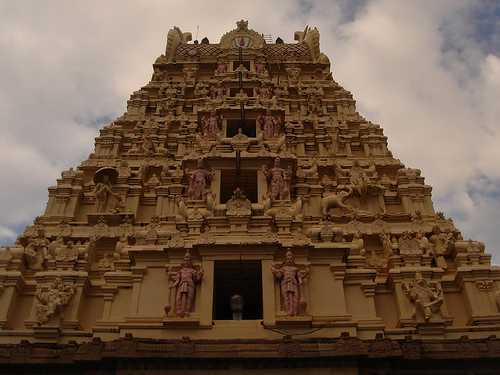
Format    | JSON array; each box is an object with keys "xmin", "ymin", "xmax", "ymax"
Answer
[{"xmin": 1, "ymin": 20, "xmax": 500, "ymax": 374}]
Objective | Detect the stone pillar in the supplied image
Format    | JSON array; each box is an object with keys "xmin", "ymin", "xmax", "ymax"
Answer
[
  {"xmin": 363, "ymin": 143, "xmax": 370, "ymax": 157},
  {"xmin": 64, "ymin": 186, "xmax": 82, "ymax": 218},
  {"xmin": 62, "ymin": 271, "xmax": 89, "ymax": 329},
  {"xmin": 128, "ymin": 266, "xmax": 147, "ymax": 317},
  {"xmin": 44, "ymin": 187, "xmax": 57, "ymax": 216},
  {"xmin": 127, "ymin": 185, "xmax": 142, "ymax": 216},
  {"xmin": 199, "ymin": 259, "xmax": 214, "ymax": 327},
  {"xmin": 257, "ymin": 169, "xmax": 267, "ymax": 203},
  {"xmin": 457, "ymin": 269, "xmax": 500, "ymax": 325},
  {"xmin": 328, "ymin": 263, "xmax": 350, "ymax": 320},
  {"xmin": 0, "ymin": 271, "xmax": 24, "ymax": 329},
  {"xmin": 390, "ymin": 272, "xmax": 416, "ymax": 328},
  {"xmin": 262, "ymin": 259, "xmax": 276, "ymax": 325},
  {"xmin": 212, "ymin": 170, "xmax": 221, "ymax": 204},
  {"xmin": 309, "ymin": 185, "xmax": 323, "ymax": 219},
  {"xmin": 99, "ymin": 286, "xmax": 118, "ymax": 323},
  {"xmin": 155, "ymin": 186, "xmax": 170, "ymax": 217}
]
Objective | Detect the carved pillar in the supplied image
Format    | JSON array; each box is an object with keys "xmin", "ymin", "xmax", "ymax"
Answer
[
  {"xmin": 398, "ymin": 191, "xmax": 413, "ymax": 215},
  {"xmin": 212, "ymin": 170, "xmax": 221, "ymax": 204},
  {"xmin": 344, "ymin": 142, "xmax": 352, "ymax": 156},
  {"xmin": 155, "ymin": 186, "xmax": 170, "ymax": 217},
  {"xmin": 112, "ymin": 136, "xmax": 121, "ymax": 156},
  {"xmin": 363, "ymin": 143, "xmax": 370, "ymax": 157},
  {"xmin": 177, "ymin": 140, "xmax": 186, "ymax": 158},
  {"xmin": 456, "ymin": 269, "xmax": 500, "ymax": 325},
  {"xmin": 309, "ymin": 184, "xmax": 323, "ymax": 218},
  {"xmin": 127, "ymin": 185, "xmax": 142, "ymax": 216},
  {"xmin": 44, "ymin": 187, "xmax": 57, "ymax": 216},
  {"xmin": 100, "ymin": 286, "xmax": 118, "ymax": 323},
  {"xmin": 262, "ymin": 258, "xmax": 276, "ymax": 325},
  {"xmin": 0, "ymin": 271, "xmax": 25, "ymax": 329},
  {"xmin": 388, "ymin": 270, "xmax": 417, "ymax": 327},
  {"xmin": 328, "ymin": 262, "xmax": 350, "ymax": 320},
  {"xmin": 64, "ymin": 186, "xmax": 82, "ymax": 218},
  {"xmin": 199, "ymin": 258, "xmax": 214, "ymax": 327},
  {"xmin": 423, "ymin": 193, "xmax": 435, "ymax": 215},
  {"xmin": 344, "ymin": 267, "xmax": 384, "ymax": 333},
  {"xmin": 128, "ymin": 266, "xmax": 147, "ymax": 318},
  {"xmin": 257, "ymin": 169, "xmax": 267, "ymax": 203},
  {"xmin": 54, "ymin": 273, "xmax": 84, "ymax": 329}
]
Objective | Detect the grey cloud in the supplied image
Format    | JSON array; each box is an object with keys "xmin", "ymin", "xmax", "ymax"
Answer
[{"xmin": 0, "ymin": 0, "xmax": 499, "ymax": 262}]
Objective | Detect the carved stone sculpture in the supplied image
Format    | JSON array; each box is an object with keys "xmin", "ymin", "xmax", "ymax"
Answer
[
  {"xmin": 349, "ymin": 160, "xmax": 371, "ymax": 196},
  {"xmin": 94, "ymin": 175, "xmax": 122, "ymax": 213},
  {"xmin": 24, "ymin": 229, "xmax": 50, "ymax": 270},
  {"xmin": 398, "ymin": 231, "xmax": 421, "ymax": 255},
  {"xmin": 257, "ymin": 111, "xmax": 281, "ymax": 140},
  {"xmin": 297, "ymin": 160, "xmax": 318, "ymax": 179},
  {"xmin": 429, "ymin": 226, "xmax": 453, "ymax": 269},
  {"xmin": 271, "ymin": 251, "xmax": 308, "ymax": 316},
  {"xmin": 321, "ymin": 187, "xmax": 354, "ymax": 217},
  {"xmin": 262, "ymin": 157, "xmax": 290, "ymax": 201},
  {"xmin": 168, "ymin": 251, "xmax": 203, "ymax": 318},
  {"xmin": 187, "ymin": 159, "xmax": 212, "ymax": 200},
  {"xmin": 402, "ymin": 274, "xmax": 443, "ymax": 321},
  {"xmin": 264, "ymin": 196, "xmax": 303, "ymax": 220},
  {"xmin": 200, "ymin": 111, "xmax": 220, "ymax": 138},
  {"xmin": 379, "ymin": 230, "xmax": 395, "ymax": 257},
  {"xmin": 35, "ymin": 277, "xmax": 75, "ymax": 324},
  {"xmin": 226, "ymin": 188, "xmax": 252, "ymax": 216},
  {"xmin": 214, "ymin": 61, "xmax": 228, "ymax": 75}
]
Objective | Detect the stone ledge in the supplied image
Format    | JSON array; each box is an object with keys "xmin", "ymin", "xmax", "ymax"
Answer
[{"xmin": 0, "ymin": 335, "xmax": 499, "ymax": 363}]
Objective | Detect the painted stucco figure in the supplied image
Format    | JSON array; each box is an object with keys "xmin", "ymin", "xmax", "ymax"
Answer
[
  {"xmin": 271, "ymin": 251, "xmax": 308, "ymax": 316},
  {"xmin": 171, "ymin": 251, "xmax": 203, "ymax": 318}
]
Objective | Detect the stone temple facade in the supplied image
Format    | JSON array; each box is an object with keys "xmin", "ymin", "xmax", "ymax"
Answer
[{"xmin": 1, "ymin": 20, "xmax": 500, "ymax": 374}]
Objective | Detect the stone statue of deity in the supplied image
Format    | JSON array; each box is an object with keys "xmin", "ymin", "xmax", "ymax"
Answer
[
  {"xmin": 262, "ymin": 157, "xmax": 291, "ymax": 201},
  {"xmin": 94, "ymin": 175, "xmax": 122, "ymax": 213},
  {"xmin": 402, "ymin": 273, "xmax": 443, "ymax": 321},
  {"xmin": 214, "ymin": 61, "xmax": 228, "ymax": 75},
  {"xmin": 24, "ymin": 228, "xmax": 50, "ymax": 270},
  {"xmin": 257, "ymin": 111, "xmax": 281, "ymax": 140},
  {"xmin": 35, "ymin": 277, "xmax": 75, "ymax": 324},
  {"xmin": 187, "ymin": 159, "xmax": 212, "ymax": 200},
  {"xmin": 200, "ymin": 111, "xmax": 220, "ymax": 138},
  {"xmin": 429, "ymin": 226, "xmax": 453, "ymax": 269},
  {"xmin": 271, "ymin": 251, "xmax": 308, "ymax": 316},
  {"xmin": 170, "ymin": 251, "xmax": 203, "ymax": 318},
  {"xmin": 349, "ymin": 160, "xmax": 371, "ymax": 196}
]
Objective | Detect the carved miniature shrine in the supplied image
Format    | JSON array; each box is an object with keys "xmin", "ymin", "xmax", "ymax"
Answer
[{"xmin": 1, "ymin": 20, "xmax": 500, "ymax": 374}]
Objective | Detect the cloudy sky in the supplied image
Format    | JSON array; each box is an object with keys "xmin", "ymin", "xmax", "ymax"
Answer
[{"xmin": 0, "ymin": 1, "xmax": 499, "ymax": 260}]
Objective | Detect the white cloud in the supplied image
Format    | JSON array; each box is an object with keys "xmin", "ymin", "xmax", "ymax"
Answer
[{"xmin": 0, "ymin": 0, "xmax": 499, "ymax": 261}]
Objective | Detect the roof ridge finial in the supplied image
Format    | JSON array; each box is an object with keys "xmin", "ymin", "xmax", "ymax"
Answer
[{"xmin": 236, "ymin": 19, "xmax": 248, "ymax": 31}]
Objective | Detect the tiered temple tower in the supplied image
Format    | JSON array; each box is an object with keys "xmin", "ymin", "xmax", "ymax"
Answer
[{"xmin": 1, "ymin": 20, "xmax": 500, "ymax": 374}]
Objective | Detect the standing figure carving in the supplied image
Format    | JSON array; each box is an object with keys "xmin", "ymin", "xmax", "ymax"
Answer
[
  {"xmin": 201, "ymin": 111, "xmax": 220, "ymax": 138},
  {"xmin": 429, "ymin": 226, "xmax": 453, "ymax": 269},
  {"xmin": 187, "ymin": 159, "xmax": 212, "ymax": 200},
  {"xmin": 24, "ymin": 229, "xmax": 50, "ymax": 270},
  {"xmin": 271, "ymin": 251, "xmax": 308, "ymax": 316},
  {"xmin": 214, "ymin": 61, "xmax": 227, "ymax": 75},
  {"xmin": 262, "ymin": 157, "xmax": 290, "ymax": 201},
  {"xmin": 94, "ymin": 174, "xmax": 122, "ymax": 213},
  {"xmin": 170, "ymin": 251, "xmax": 203, "ymax": 318},
  {"xmin": 349, "ymin": 160, "xmax": 370, "ymax": 196},
  {"xmin": 258, "ymin": 111, "xmax": 281, "ymax": 140}
]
